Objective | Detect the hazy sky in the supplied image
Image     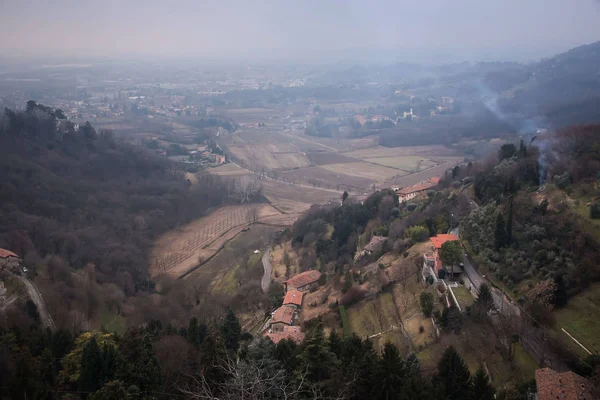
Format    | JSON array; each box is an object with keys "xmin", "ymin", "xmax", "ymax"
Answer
[{"xmin": 2, "ymin": 0, "xmax": 600, "ymax": 63}]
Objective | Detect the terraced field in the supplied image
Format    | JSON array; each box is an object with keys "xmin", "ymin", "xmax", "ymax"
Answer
[{"xmin": 151, "ymin": 204, "xmax": 281, "ymax": 278}]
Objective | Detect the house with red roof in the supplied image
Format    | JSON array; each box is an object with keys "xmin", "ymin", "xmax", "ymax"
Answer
[
  {"xmin": 264, "ymin": 325, "xmax": 305, "ymax": 344},
  {"xmin": 396, "ymin": 177, "xmax": 440, "ymax": 202},
  {"xmin": 0, "ymin": 249, "xmax": 20, "ymax": 271},
  {"xmin": 422, "ymin": 234, "xmax": 460, "ymax": 280},
  {"xmin": 269, "ymin": 305, "xmax": 297, "ymax": 332},
  {"xmin": 283, "ymin": 289, "xmax": 303, "ymax": 308},
  {"xmin": 284, "ymin": 270, "xmax": 322, "ymax": 292},
  {"xmin": 535, "ymin": 367, "xmax": 593, "ymax": 400}
]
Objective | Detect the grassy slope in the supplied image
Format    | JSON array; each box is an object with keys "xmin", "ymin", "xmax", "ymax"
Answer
[{"xmin": 553, "ymin": 282, "xmax": 600, "ymax": 355}]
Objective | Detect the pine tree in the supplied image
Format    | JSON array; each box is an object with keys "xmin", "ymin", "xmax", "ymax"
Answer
[
  {"xmin": 357, "ymin": 338, "xmax": 378, "ymax": 398},
  {"xmin": 117, "ymin": 334, "xmax": 162, "ymax": 394},
  {"xmin": 328, "ymin": 330, "xmax": 342, "ymax": 358},
  {"xmin": 506, "ymin": 196, "xmax": 513, "ymax": 246},
  {"xmin": 471, "ymin": 367, "xmax": 495, "ymax": 400},
  {"xmin": 371, "ymin": 342, "xmax": 405, "ymax": 399},
  {"xmin": 89, "ymin": 380, "xmax": 127, "ymax": 400},
  {"xmin": 296, "ymin": 322, "xmax": 338, "ymax": 382},
  {"xmin": 101, "ymin": 343, "xmax": 118, "ymax": 386},
  {"xmin": 78, "ymin": 336, "xmax": 103, "ymax": 393},
  {"xmin": 473, "ymin": 284, "xmax": 496, "ymax": 321},
  {"xmin": 435, "ymin": 346, "xmax": 471, "ymax": 400},
  {"xmin": 220, "ymin": 309, "xmax": 242, "ymax": 352},
  {"xmin": 494, "ymin": 212, "xmax": 507, "ymax": 250},
  {"xmin": 198, "ymin": 333, "xmax": 228, "ymax": 393}
]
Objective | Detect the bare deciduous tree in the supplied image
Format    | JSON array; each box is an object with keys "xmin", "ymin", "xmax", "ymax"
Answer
[{"xmin": 233, "ymin": 176, "xmax": 262, "ymax": 204}]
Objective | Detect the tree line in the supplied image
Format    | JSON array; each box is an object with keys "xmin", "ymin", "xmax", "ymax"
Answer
[{"xmin": 1, "ymin": 306, "xmax": 499, "ymax": 400}]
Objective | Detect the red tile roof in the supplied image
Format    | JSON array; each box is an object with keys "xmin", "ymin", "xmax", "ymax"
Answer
[
  {"xmin": 271, "ymin": 305, "xmax": 295, "ymax": 325},
  {"xmin": 397, "ymin": 177, "xmax": 440, "ymax": 196},
  {"xmin": 0, "ymin": 249, "xmax": 19, "ymax": 258},
  {"xmin": 535, "ymin": 368, "xmax": 593, "ymax": 400},
  {"xmin": 283, "ymin": 289, "xmax": 303, "ymax": 307},
  {"xmin": 430, "ymin": 234, "xmax": 459, "ymax": 249},
  {"xmin": 264, "ymin": 325, "xmax": 305, "ymax": 344},
  {"xmin": 285, "ymin": 270, "xmax": 322, "ymax": 289}
]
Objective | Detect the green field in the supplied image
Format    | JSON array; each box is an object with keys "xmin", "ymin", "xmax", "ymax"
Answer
[
  {"xmin": 554, "ymin": 283, "xmax": 600, "ymax": 355},
  {"xmin": 452, "ymin": 286, "xmax": 475, "ymax": 309},
  {"xmin": 347, "ymin": 292, "xmax": 399, "ymax": 338},
  {"xmin": 513, "ymin": 343, "xmax": 539, "ymax": 381}
]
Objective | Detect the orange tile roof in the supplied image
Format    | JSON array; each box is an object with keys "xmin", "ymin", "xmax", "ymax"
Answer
[
  {"xmin": 285, "ymin": 270, "xmax": 322, "ymax": 289},
  {"xmin": 264, "ymin": 325, "xmax": 305, "ymax": 344},
  {"xmin": 430, "ymin": 234, "xmax": 459, "ymax": 249},
  {"xmin": 0, "ymin": 249, "xmax": 19, "ymax": 258},
  {"xmin": 535, "ymin": 368, "xmax": 593, "ymax": 400},
  {"xmin": 283, "ymin": 289, "xmax": 303, "ymax": 307},
  {"xmin": 271, "ymin": 305, "xmax": 295, "ymax": 325},
  {"xmin": 397, "ymin": 181, "xmax": 437, "ymax": 196}
]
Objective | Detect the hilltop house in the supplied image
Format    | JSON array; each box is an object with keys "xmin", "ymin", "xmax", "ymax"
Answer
[
  {"xmin": 422, "ymin": 234, "xmax": 460, "ymax": 281},
  {"xmin": 284, "ymin": 270, "xmax": 322, "ymax": 292},
  {"xmin": 0, "ymin": 249, "xmax": 20, "ymax": 271},
  {"xmin": 396, "ymin": 177, "xmax": 440, "ymax": 202},
  {"xmin": 269, "ymin": 305, "xmax": 297, "ymax": 332},
  {"xmin": 535, "ymin": 368, "xmax": 593, "ymax": 400}
]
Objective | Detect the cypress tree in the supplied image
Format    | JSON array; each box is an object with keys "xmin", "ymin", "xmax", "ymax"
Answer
[
  {"xmin": 494, "ymin": 213, "xmax": 507, "ymax": 250},
  {"xmin": 435, "ymin": 346, "xmax": 471, "ymax": 400},
  {"xmin": 506, "ymin": 197, "xmax": 513, "ymax": 246},
  {"xmin": 220, "ymin": 309, "xmax": 242, "ymax": 352},
  {"xmin": 188, "ymin": 317, "xmax": 200, "ymax": 349},
  {"xmin": 471, "ymin": 367, "xmax": 495, "ymax": 400}
]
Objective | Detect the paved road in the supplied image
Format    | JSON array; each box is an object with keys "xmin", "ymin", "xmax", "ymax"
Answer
[
  {"xmin": 452, "ymin": 227, "xmax": 568, "ymax": 370},
  {"xmin": 261, "ymin": 247, "xmax": 272, "ymax": 293},
  {"xmin": 17, "ymin": 275, "xmax": 56, "ymax": 331}
]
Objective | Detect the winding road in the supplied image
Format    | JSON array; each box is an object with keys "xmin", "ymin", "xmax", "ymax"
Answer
[
  {"xmin": 17, "ymin": 275, "xmax": 56, "ymax": 331},
  {"xmin": 261, "ymin": 247, "xmax": 272, "ymax": 293}
]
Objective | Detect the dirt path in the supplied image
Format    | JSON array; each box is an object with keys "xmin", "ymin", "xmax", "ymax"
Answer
[
  {"xmin": 17, "ymin": 275, "xmax": 56, "ymax": 331},
  {"xmin": 261, "ymin": 247, "xmax": 272, "ymax": 293}
]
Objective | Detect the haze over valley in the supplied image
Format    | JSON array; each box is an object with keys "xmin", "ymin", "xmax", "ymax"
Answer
[{"xmin": 1, "ymin": 2, "xmax": 600, "ymax": 399}]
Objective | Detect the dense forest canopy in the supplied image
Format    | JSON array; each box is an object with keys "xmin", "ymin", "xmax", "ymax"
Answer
[
  {"xmin": 0, "ymin": 102, "xmax": 232, "ymax": 328},
  {"xmin": 460, "ymin": 126, "xmax": 600, "ymax": 303}
]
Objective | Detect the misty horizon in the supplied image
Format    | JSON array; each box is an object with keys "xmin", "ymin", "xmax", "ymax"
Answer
[{"xmin": 2, "ymin": 0, "xmax": 600, "ymax": 64}]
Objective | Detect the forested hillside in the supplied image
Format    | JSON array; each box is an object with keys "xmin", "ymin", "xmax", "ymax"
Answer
[
  {"xmin": 457, "ymin": 126, "xmax": 600, "ymax": 315},
  {"xmin": 0, "ymin": 102, "xmax": 231, "ymax": 328}
]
